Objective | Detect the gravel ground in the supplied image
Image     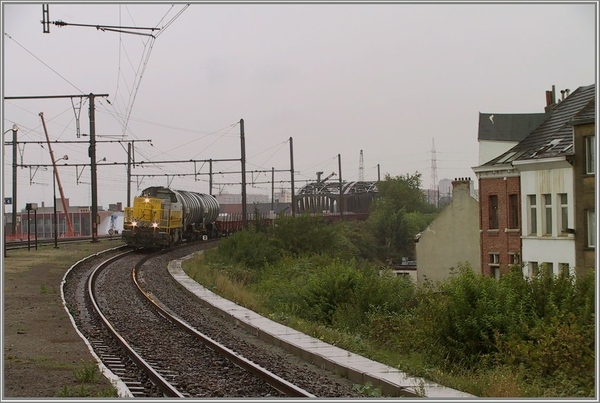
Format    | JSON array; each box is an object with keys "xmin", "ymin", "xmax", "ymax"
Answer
[
  {"xmin": 2, "ymin": 241, "xmax": 369, "ymax": 398},
  {"xmin": 3, "ymin": 241, "xmax": 124, "ymax": 398}
]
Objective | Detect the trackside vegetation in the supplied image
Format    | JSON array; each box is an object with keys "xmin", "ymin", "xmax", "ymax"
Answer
[{"xmin": 183, "ymin": 174, "xmax": 595, "ymax": 397}]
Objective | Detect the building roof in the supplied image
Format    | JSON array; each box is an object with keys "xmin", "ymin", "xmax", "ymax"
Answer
[
  {"xmin": 477, "ymin": 112, "xmax": 548, "ymax": 142},
  {"xmin": 571, "ymin": 98, "xmax": 596, "ymax": 125},
  {"xmin": 480, "ymin": 84, "xmax": 596, "ymax": 167}
]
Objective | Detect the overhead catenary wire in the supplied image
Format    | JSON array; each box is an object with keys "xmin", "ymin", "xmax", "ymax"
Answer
[{"xmin": 4, "ymin": 33, "xmax": 85, "ymax": 95}]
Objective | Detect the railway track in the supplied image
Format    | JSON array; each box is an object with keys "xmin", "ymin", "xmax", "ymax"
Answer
[
  {"xmin": 6, "ymin": 234, "xmax": 122, "ymax": 251},
  {"xmin": 63, "ymin": 242, "xmax": 360, "ymax": 398}
]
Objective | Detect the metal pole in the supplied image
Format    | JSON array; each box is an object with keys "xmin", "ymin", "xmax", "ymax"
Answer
[
  {"xmin": 89, "ymin": 94, "xmax": 98, "ymax": 242},
  {"xmin": 2, "ymin": 129, "xmax": 6, "ymax": 257},
  {"xmin": 209, "ymin": 159, "xmax": 213, "ymax": 196},
  {"xmin": 34, "ymin": 210, "xmax": 37, "ymax": 250},
  {"xmin": 338, "ymin": 154, "xmax": 343, "ymax": 214},
  {"xmin": 240, "ymin": 119, "xmax": 247, "ymax": 229},
  {"xmin": 53, "ymin": 168, "xmax": 58, "ymax": 248},
  {"xmin": 271, "ymin": 167, "xmax": 274, "ymax": 212},
  {"xmin": 126, "ymin": 142, "xmax": 131, "ymax": 208},
  {"xmin": 290, "ymin": 137, "xmax": 295, "ymax": 216},
  {"xmin": 27, "ymin": 210, "xmax": 30, "ymax": 251},
  {"xmin": 12, "ymin": 125, "xmax": 18, "ymax": 238}
]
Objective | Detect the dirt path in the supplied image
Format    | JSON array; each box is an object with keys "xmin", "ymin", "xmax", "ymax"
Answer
[{"xmin": 3, "ymin": 241, "xmax": 123, "ymax": 398}]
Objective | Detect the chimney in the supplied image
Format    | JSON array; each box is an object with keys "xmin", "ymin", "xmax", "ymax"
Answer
[
  {"xmin": 565, "ymin": 88, "xmax": 570, "ymax": 98},
  {"xmin": 545, "ymin": 85, "xmax": 557, "ymax": 114},
  {"xmin": 545, "ymin": 90, "xmax": 552, "ymax": 107},
  {"xmin": 451, "ymin": 177, "xmax": 472, "ymax": 198},
  {"xmin": 117, "ymin": 202, "xmax": 122, "ymax": 211},
  {"xmin": 561, "ymin": 89, "xmax": 565, "ymax": 101}
]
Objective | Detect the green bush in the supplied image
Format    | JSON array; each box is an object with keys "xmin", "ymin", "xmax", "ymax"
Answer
[
  {"xmin": 272, "ymin": 214, "xmax": 337, "ymax": 256},
  {"xmin": 203, "ymin": 212, "xmax": 594, "ymax": 397},
  {"xmin": 213, "ymin": 228, "xmax": 283, "ymax": 270},
  {"xmin": 404, "ymin": 264, "xmax": 594, "ymax": 396}
]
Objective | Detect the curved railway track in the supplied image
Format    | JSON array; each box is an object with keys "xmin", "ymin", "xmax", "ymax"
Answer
[{"xmin": 63, "ymin": 242, "xmax": 364, "ymax": 398}]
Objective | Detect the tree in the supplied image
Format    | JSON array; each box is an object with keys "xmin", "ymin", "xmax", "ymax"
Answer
[{"xmin": 369, "ymin": 172, "xmax": 437, "ymax": 262}]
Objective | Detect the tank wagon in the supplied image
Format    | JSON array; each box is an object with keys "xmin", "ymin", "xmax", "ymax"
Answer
[{"xmin": 122, "ymin": 186, "xmax": 220, "ymax": 248}]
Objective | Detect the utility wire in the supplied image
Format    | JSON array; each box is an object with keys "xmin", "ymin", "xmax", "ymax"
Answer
[
  {"xmin": 155, "ymin": 4, "xmax": 190, "ymax": 38},
  {"xmin": 4, "ymin": 33, "xmax": 85, "ymax": 94}
]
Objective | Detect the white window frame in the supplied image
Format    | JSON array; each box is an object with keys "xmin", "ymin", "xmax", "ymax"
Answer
[
  {"xmin": 528, "ymin": 195, "xmax": 537, "ymax": 236},
  {"xmin": 528, "ymin": 261, "xmax": 539, "ymax": 278},
  {"xmin": 543, "ymin": 262, "xmax": 554, "ymax": 276},
  {"xmin": 585, "ymin": 136, "xmax": 595, "ymax": 174},
  {"xmin": 489, "ymin": 253, "xmax": 500, "ymax": 277},
  {"xmin": 543, "ymin": 194, "xmax": 552, "ymax": 236},
  {"xmin": 558, "ymin": 193, "xmax": 568, "ymax": 236},
  {"xmin": 587, "ymin": 210, "xmax": 596, "ymax": 248}
]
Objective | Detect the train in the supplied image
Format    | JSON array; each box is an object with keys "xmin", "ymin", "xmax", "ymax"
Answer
[{"xmin": 122, "ymin": 186, "xmax": 220, "ymax": 248}]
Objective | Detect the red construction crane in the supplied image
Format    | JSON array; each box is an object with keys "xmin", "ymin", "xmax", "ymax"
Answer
[{"xmin": 39, "ymin": 112, "xmax": 74, "ymax": 238}]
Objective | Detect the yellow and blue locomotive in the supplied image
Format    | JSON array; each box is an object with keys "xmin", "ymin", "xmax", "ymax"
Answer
[{"xmin": 122, "ymin": 186, "xmax": 220, "ymax": 248}]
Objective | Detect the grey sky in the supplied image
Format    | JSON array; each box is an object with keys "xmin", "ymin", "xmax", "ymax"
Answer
[{"xmin": 1, "ymin": 2, "xmax": 597, "ymax": 211}]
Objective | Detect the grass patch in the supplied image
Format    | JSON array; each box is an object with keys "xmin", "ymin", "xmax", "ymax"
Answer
[
  {"xmin": 29, "ymin": 355, "xmax": 52, "ymax": 362},
  {"xmin": 73, "ymin": 360, "xmax": 101, "ymax": 383},
  {"xmin": 56, "ymin": 360, "xmax": 119, "ymax": 397},
  {"xmin": 352, "ymin": 381, "xmax": 381, "ymax": 397},
  {"xmin": 58, "ymin": 384, "xmax": 118, "ymax": 397},
  {"xmin": 184, "ymin": 254, "xmax": 264, "ymax": 313},
  {"xmin": 4, "ymin": 241, "xmax": 125, "ymax": 274}
]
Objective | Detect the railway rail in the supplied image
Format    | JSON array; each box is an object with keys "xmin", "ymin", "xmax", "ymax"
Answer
[{"xmin": 63, "ymin": 242, "xmax": 363, "ymax": 398}]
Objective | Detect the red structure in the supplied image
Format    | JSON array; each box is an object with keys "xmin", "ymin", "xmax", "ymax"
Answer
[{"xmin": 477, "ymin": 176, "xmax": 522, "ymax": 276}]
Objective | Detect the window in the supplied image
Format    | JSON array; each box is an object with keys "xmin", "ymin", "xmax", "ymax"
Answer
[
  {"xmin": 528, "ymin": 195, "xmax": 537, "ymax": 235},
  {"xmin": 508, "ymin": 252, "xmax": 520, "ymax": 265},
  {"xmin": 543, "ymin": 262, "xmax": 554, "ymax": 276},
  {"xmin": 508, "ymin": 194, "xmax": 519, "ymax": 229},
  {"xmin": 559, "ymin": 263, "xmax": 570, "ymax": 276},
  {"xmin": 585, "ymin": 136, "xmax": 595, "ymax": 174},
  {"xmin": 489, "ymin": 253, "xmax": 500, "ymax": 277},
  {"xmin": 489, "ymin": 195, "xmax": 499, "ymax": 229},
  {"xmin": 558, "ymin": 193, "xmax": 568, "ymax": 235},
  {"xmin": 543, "ymin": 194, "xmax": 552, "ymax": 235},
  {"xmin": 587, "ymin": 210, "xmax": 596, "ymax": 248},
  {"xmin": 529, "ymin": 261, "xmax": 539, "ymax": 277}
]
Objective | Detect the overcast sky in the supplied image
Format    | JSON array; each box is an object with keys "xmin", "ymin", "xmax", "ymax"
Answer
[{"xmin": 1, "ymin": 2, "xmax": 597, "ymax": 211}]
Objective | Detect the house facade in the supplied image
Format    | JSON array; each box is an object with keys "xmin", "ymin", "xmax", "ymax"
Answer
[
  {"xmin": 473, "ymin": 110, "xmax": 549, "ymax": 277},
  {"xmin": 512, "ymin": 84, "xmax": 595, "ymax": 278},
  {"xmin": 474, "ymin": 84, "xmax": 595, "ymax": 279},
  {"xmin": 415, "ymin": 178, "xmax": 480, "ymax": 284},
  {"xmin": 513, "ymin": 159, "xmax": 576, "ymax": 277}
]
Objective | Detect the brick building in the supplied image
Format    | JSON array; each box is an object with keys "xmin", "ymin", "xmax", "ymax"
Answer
[
  {"xmin": 473, "ymin": 110, "xmax": 548, "ymax": 277},
  {"xmin": 474, "ymin": 175, "xmax": 522, "ymax": 278}
]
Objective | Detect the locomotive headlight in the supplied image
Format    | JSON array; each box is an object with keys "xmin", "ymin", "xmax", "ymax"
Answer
[
  {"xmin": 131, "ymin": 221, "xmax": 137, "ymax": 227},
  {"xmin": 152, "ymin": 222, "xmax": 158, "ymax": 228},
  {"xmin": 145, "ymin": 198, "xmax": 150, "ymax": 203}
]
